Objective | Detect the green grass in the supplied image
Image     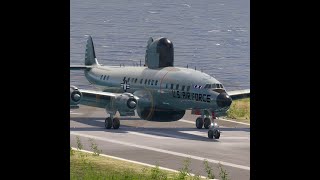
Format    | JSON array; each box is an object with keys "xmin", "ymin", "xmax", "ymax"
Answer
[
  {"xmin": 70, "ymin": 150, "xmax": 207, "ymax": 180},
  {"xmin": 71, "ymin": 133, "xmax": 231, "ymax": 179},
  {"xmin": 226, "ymin": 98, "xmax": 250, "ymax": 123}
]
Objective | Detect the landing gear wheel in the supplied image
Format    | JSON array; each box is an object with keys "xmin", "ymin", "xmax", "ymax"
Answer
[
  {"xmin": 208, "ymin": 130, "xmax": 214, "ymax": 139},
  {"xmin": 105, "ymin": 117, "xmax": 112, "ymax": 129},
  {"xmin": 208, "ymin": 129, "xmax": 220, "ymax": 139},
  {"xmin": 204, "ymin": 118, "xmax": 211, "ymax": 129},
  {"xmin": 196, "ymin": 117, "xmax": 203, "ymax": 129},
  {"xmin": 213, "ymin": 129, "xmax": 220, "ymax": 139},
  {"xmin": 112, "ymin": 117, "xmax": 120, "ymax": 129}
]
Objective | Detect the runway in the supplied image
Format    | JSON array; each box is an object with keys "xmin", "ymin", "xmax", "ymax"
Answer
[{"xmin": 70, "ymin": 105, "xmax": 250, "ymax": 180}]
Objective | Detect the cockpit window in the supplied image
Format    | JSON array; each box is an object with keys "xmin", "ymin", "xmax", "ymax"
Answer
[{"xmin": 207, "ymin": 84, "xmax": 224, "ymax": 89}]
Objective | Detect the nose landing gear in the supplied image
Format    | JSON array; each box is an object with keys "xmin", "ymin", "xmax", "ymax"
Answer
[
  {"xmin": 208, "ymin": 128, "xmax": 220, "ymax": 139},
  {"xmin": 194, "ymin": 110, "xmax": 221, "ymax": 139}
]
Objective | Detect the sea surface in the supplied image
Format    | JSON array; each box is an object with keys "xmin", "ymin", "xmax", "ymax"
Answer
[{"xmin": 70, "ymin": 0, "xmax": 250, "ymax": 91}]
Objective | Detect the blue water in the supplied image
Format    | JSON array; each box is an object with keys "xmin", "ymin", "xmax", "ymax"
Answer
[{"xmin": 70, "ymin": 0, "xmax": 249, "ymax": 91}]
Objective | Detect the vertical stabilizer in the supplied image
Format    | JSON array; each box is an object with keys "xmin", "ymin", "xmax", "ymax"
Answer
[{"xmin": 85, "ymin": 36, "xmax": 100, "ymax": 66}]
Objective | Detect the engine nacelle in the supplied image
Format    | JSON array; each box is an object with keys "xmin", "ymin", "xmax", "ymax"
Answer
[
  {"xmin": 70, "ymin": 86, "xmax": 82, "ymax": 105},
  {"xmin": 137, "ymin": 107, "xmax": 185, "ymax": 122},
  {"xmin": 111, "ymin": 93, "xmax": 138, "ymax": 112}
]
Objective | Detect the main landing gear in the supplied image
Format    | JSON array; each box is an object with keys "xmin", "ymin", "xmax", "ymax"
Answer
[
  {"xmin": 105, "ymin": 114, "xmax": 120, "ymax": 129},
  {"xmin": 195, "ymin": 110, "xmax": 220, "ymax": 139}
]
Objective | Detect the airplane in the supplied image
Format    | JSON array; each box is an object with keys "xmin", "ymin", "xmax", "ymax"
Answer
[{"xmin": 70, "ymin": 36, "xmax": 250, "ymax": 139}]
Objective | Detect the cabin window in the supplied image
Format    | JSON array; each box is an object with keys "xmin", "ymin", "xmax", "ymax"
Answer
[
  {"xmin": 151, "ymin": 80, "xmax": 154, "ymax": 85},
  {"xmin": 166, "ymin": 84, "xmax": 168, "ymax": 89},
  {"xmin": 220, "ymin": 84, "xmax": 224, "ymax": 88},
  {"xmin": 171, "ymin": 84, "xmax": 174, "ymax": 89},
  {"xmin": 204, "ymin": 84, "xmax": 211, "ymax": 88},
  {"xmin": 176, "ymin": 84, "xmax": 179, "ymax": 90},
  {"xmin": 155, "ymin": 80, "xmax": 158, "ymax": 86},
  {"xmin": 140, "ymin": 79, "xmax": 143, "ymax": 84},
  {"xmin": 211, "ymin": 84, "xmax": 217, "ymax": 88},
  {"xmin": 148, "ymin": 79, "xmax": 151, "ymax": 85},
  {"xmin": 135, "ymin": 78, "xmax": 138, "ymax": 83},
  {"xmin": 187, "ymin": 86, "xmax": 190, "ymax": 91},
  {"xmin": 131, "ymin": 78, "xmax": 134, "ymax": 83},
  {"xmin": 182, "ymin": 85, "xmax": 185, "ymax": 91},
  {"xmin": 128, "ymin": 78, "xmax": 130, "ymax": 82},
  {"xmin": 145, "ymin": 79, "xmax": 147, "ymax": 84},
  {"xmin": 107, "ymin": 76, "xmax": 110, "ymax": 80},
  {"xmin": 103, "ymin": 75, "xmax": 106, "ymax": 80},
  {"xmin": 100, "ymin": 75, "xmax": 103, "ymax": 80}
]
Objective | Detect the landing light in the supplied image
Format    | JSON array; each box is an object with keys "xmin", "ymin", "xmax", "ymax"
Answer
[{"xmin": 211, "ymin": 122, "xmax": 219, "ymax": 128}]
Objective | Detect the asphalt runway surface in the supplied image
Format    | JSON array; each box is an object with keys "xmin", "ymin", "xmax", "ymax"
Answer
[{"xmin": 70, "ymin": 105, "xmax": 250, "ymax": 180}]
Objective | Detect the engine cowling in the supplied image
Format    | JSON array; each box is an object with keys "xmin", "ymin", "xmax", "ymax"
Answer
[
  {"xmin": 112, "ymin": 93, "xmax": 138, "ymax": 111},
  {"xmin": 70, "ymin": 86, "xmax": 82, "ymax": 105},
  {"xmin": 137, "ymin": 107, "xmax": 185, "ymax": 122}
]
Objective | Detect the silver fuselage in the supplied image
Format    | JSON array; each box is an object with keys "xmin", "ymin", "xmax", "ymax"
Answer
[{"xmin": 84, "ymin": 65, "xmax": 227, "ymax": 112}]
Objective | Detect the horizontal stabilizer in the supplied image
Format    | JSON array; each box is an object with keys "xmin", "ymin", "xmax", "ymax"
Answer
[{"xmin": 70, "ymin": 65, "xmax": 92, "ymax": 70}]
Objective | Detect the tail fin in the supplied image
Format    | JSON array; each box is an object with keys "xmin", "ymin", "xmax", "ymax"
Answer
[{"xmin": 85, "ymin": 36, "xmax": 100, "ymax": 66}]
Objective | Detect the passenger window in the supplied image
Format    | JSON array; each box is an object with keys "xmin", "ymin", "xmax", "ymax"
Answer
[
  {"xmin": 187, "ymin": 86, "xmax": 190, "ymax": 91},
  {"xmin": 100, "ymin": 75, "xmax": 103, "ymax": 80},
  {"xmin": 166, "ymin": 84, "xmax": 168, "ymax": 89},
  {"xmin": 171, "ymin": 84, "xmax": 174, "ymax": 89},
  {"xmin": 151, "ymin": 80, "xmax": 154, "ymax": 85},
  {"xmin": 103, "ymin": 75, "xmax": 106, "ymax": 80},
  {"xmin": 148, "ymin": 79, "xmax": 151, "ymax": 85},
  {"xmin": 176, "ymin": 84, "xmax": 179, "ymax": 90},
  {"xmin": 140, "ymin": 79, "xmax": 143, "ymax": 84},
  {"xmin": 107, "ymin": 75, "xmax": 109, "ymax": 80},
  {"xmin": 132, "ymin": 78, "xmax": 134, "ymax": 83},
  {"xmin": 155, "ymin": 80, "xmax": 158, "ymax": 86},
  {"xmin": 128, "ymin": 78, "xmax": 130, "ymax": 82},
  {"xmin": 135, "ymin": 78, "xmax": 137, "ymax": 83},
  {"xmin": 182, "ymin": 85, "xmax": 185, "ymax": 91},
  {"xmin": 145, "ymin": 79, "xmax": 147, "ymax": 84}
]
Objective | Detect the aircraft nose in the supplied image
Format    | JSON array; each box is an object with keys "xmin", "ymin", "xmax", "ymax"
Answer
[{"xmin": 216, "ymin": 92, "xmax": 232, "ymax": 108}]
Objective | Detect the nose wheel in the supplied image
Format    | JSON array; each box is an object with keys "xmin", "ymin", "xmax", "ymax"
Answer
[{"xmin": 208, "ymin": 129, "xmax": 220, "ymax": 139}]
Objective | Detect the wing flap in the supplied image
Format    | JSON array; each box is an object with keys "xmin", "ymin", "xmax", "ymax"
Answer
[{"xmin": 78, "ymin": 89, "xmax": 116, "ymax": 108}]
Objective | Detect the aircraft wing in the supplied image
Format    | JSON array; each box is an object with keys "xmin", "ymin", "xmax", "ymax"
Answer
[
  {"xmin": 228, "ymin": 89, "xmax": 250, "ymax": 100},
  {"xmin": 70, "ymin": 86, "xmax": 138, "ymax": 113},
  {"xmin": 74, "ymin": 89, "xmax": 117, "ymax": 108}
]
